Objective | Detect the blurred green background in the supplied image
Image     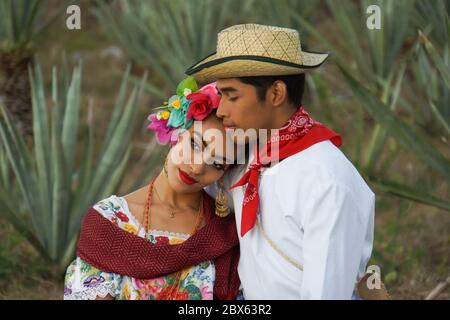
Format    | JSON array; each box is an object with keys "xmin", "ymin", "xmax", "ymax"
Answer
[{"xmin": 0, "ymin": 0, "xmax": 449, "ymax": 299}]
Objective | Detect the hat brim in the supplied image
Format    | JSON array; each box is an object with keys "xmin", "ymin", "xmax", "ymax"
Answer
[{"xmin": 185, "ymin": 50, "xmax": 329, "ymax": 84}]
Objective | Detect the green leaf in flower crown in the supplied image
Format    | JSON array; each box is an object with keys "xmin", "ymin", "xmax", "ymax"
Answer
[{"xmin": 176, "ymin": 76, "xmax": 198, "ymax": 97}]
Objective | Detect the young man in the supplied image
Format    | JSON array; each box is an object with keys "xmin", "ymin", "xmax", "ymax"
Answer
[{"xmin": 185, "ymin": 24, "xmax": 375, "ymax": 299}]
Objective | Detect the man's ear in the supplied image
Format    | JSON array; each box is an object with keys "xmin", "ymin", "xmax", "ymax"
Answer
[{"xmin": 268, "ymin": 80, "xmax": 288, "ymax": 107}]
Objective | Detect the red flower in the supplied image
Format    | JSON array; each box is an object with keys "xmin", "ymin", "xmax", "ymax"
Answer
[
  {"xmin": 174, "ymin": 291, "xmax": 189, "ymax": 300},
  {"xmin": 158, "ymin": 286, "xmax": 189, "ymax": 300},
  {"xmin": 155, "ymin": 236, "xmax": 170, "ymax": 245},
  {"xmin": 114, "ymin": 211, "xmax": 129, "ymax": 222},
  {"xmin": 185, "ymin": 92, "xmax": 218, "ymax": 121},
  {"xmin": 158, "ymin": 285, "xmax": 176, "ymax": 299}
]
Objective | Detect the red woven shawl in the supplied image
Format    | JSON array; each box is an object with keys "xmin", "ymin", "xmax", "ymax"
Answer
[{"xmin": 76, "ymin": 193, "xmax": 240, "ymax": 300}]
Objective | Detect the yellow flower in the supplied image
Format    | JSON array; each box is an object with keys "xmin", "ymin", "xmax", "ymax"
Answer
[
  {"xmin": 158, "ymin": 110, "xmax": 170, "ymax": 120},
  {"xmin": 122, "ymin": 283, "xmax": 131, "ymax": 300},
  {"xmin": 169, "ymin": 237, "xmax": 186, "ymax": 245},
  {"xmin": 171, "ymin": 99, "xmax": 181, "ymax": 109},
  {"xmin": 123, "ymin": 223, "xmax": 138, "ymax": 235}
]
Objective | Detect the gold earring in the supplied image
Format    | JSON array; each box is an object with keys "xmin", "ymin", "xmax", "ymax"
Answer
[
  {"xmin": 215, "ymin": 179, "xmax": 230, "ymax": 218},
  {"xmin": 163, "ymin": 156, "xmax": 169, "ymax": 178}
]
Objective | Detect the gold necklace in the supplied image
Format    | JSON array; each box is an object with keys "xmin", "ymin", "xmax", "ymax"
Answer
[
  {"xmin": 143, "ymin": 179, "xmax": 204, "ymax": 236},
  {"xmin": 153, "ymin": 183, "xmax": 183, "ymax": 219}
]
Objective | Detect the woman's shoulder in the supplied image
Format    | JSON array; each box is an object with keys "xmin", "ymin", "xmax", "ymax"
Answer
[
  {"xmin": 122, "ymin": 184, "xmax": 148, "ymax": 205},
  {"xmin": 93, "ymin": 195, "xmax": 123, "ymax": 217},
  {"xmin": 92, "ymin": 195, "xmax": 142, "ymax": 236}
]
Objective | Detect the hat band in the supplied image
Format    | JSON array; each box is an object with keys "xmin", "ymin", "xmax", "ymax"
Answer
[{"xmin": 186, "ymin": 53, "xmax": 328, "ymax": 75}]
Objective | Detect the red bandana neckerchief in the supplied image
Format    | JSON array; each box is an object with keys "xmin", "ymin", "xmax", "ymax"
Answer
[{"xmin": 230, "ymin": 105, "xmax": 342, "ymax": 237}]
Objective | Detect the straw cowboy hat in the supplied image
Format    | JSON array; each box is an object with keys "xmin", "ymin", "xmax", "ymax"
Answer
[{"xmin": 185, "ymin": 24, "xmax": 329, "ymax": 84}]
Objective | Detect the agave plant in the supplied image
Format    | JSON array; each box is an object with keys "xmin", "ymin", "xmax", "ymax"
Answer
[
  {"xmin": 289, "ymin": 0, "xmax": 450, "ymax": 210},
  {"xmin": 254, "ymin": 0, "xmax": 318, "ymax": 34},
  {"xmin": 0, "ymin": 62, "xmax": 147, "ymax": 276},
  {"xmin": 417, "ymin": 31, "xmax": 450, "ymax": 137},
  {"xmin": 409, "ymin": 0, "xmax": 450, "ymax": 135},
  {"xmin": 296, "ymin": 0, "xmax": 416, "ymax": 169},
  {"xmin": 340, "ymin": 66, "xmax": 450, "ymax": 211},
  {"xmin": 0, "ymin": 0, "xmax": 59, "ymax": 138},
  {"xmin": 96, "ymin": 0, "xmax": 256, "ymax": 98}
]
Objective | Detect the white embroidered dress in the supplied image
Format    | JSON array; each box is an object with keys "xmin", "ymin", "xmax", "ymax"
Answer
[{"xmin": 64, "ymin": 195, "xmax": 215, "ymax": 300}]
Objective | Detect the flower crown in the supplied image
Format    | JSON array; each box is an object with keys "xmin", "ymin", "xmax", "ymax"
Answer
[{"xmin": 147, "ymin": 76, "xmax": 220, "ymax": 146}]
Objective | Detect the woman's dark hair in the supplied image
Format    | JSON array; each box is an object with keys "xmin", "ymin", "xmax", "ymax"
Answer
[{"xmin": 238, "ymin": 73, "xmax": 305, "ymax": 107}]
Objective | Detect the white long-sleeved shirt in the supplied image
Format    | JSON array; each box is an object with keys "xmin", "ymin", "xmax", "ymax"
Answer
[{"xmin": 206, "ymin": 140, "xmax": 375, "ymax": 300}]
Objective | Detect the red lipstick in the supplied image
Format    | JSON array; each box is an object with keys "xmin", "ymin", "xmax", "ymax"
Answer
[{"xmin": 178, "ymin": 169, "xmax": 198, "ymax": 185}]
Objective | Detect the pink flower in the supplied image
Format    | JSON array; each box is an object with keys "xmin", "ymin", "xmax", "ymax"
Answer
[
  {"xmin": 199, "ymin": 82, "xmax": 221, "ymax": 108},
  {"xmin": 133, "ymin": 278, "xmax": 163, "ymax": 297},
  {"xmin": 201, "ymin": 286, "xmax": 214, "ymax": 299},
  {"xmin": 147, "ymin": 113, "xmax": 175, "ymax": 145}
]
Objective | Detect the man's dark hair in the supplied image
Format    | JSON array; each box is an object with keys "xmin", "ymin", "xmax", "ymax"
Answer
[{"xmin": 238, "ymin": 73, "xmax": 305, "ymax": 107}]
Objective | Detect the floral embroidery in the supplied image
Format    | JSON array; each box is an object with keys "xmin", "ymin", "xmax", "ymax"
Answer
[
  {"xmin": 115, "ymin": 211, "xmax": 129, "ymax": 222},
  {"xmin": 83, "ymin": 275, "xmax": 105, "ymax": 288},
  {"xmin": 169, "ymin": 237, "xmax": 185, "ymax": 245},
  {"xmin": 123, "ymin": 223, "xmax": 138, "ymax": 235},
  {"xmin": 155, "ymin": 236, "xmax": 170, "ymax": 245}
]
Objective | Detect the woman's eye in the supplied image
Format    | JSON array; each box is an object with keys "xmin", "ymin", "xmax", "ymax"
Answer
[
  {"xmin": 212, "ymin": 162, "xmax": 225, "ymax": 171},
  {"xmin": 229, "ymin": 96, "xmax": 238, "ymax": 102},
  {"xmin": 190, "ymin": 137, "xmax": 201, "ymax": 152}
]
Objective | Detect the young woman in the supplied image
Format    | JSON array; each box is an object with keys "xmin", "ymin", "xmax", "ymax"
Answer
[{"xmin": 64, "ymin": 79, "xmax": 241, "ymax": 300}]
